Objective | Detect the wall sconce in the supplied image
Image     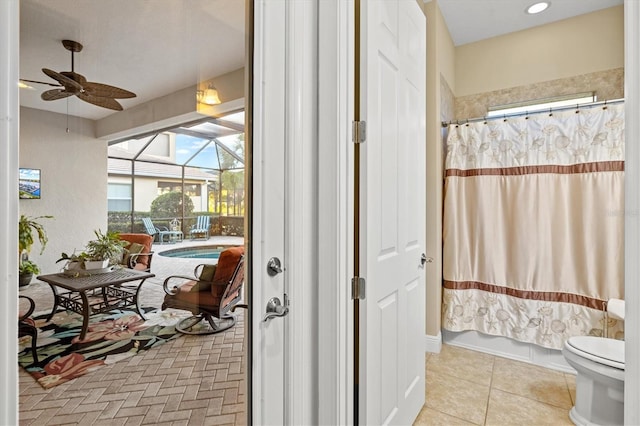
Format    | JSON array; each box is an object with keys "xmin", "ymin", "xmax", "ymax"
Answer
[{"xmin": 197, "ymin": 84, "xmax": 221, "ymax": 105}]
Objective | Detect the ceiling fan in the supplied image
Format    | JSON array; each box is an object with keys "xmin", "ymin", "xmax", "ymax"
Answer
[{"xmin": 20, "ymin": 39, "xmax": 136, "ymax": 111}]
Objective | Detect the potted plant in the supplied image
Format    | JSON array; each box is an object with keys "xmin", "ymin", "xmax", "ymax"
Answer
[
  {"xmin": 18, "ymin": 214, "xmax": 53, "ymax": 286},
  {"xmin": 84, "ymin": 229, "xmax": 127, "ymax": 269}
]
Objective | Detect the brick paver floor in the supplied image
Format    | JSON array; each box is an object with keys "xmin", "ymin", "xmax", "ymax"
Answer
[{"xmin": 18, "ymin": 237, "xmax": 247, "ymax": 426}]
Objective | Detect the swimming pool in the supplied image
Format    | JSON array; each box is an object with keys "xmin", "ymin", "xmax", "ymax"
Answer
[{"xmin": 158, "ymin": 245, "xmax": 237, "ymax": 259}]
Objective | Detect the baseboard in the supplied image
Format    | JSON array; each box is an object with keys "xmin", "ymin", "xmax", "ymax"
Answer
[
  {"xmin": 425, "ymin": 331, "xmax": 442, "ymax": 354},
  {"xmin": 442, "ymin": 329, "xmax": 575, "ymax": 374}
]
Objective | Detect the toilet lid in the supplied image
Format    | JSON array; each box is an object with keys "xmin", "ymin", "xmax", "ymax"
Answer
[{"xmin": 566, "ymin": 336, "xmax": 625, "ymax": 370}]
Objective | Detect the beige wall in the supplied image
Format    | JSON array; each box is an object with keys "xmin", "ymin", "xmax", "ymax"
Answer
[
  {"xmin": 20, "ymin": 107, "xmax": 107, "ymax": 274},
  {"xmin": 425, "ymin": 0, "xmax": 456, "ymax": 338},
  {"xmin": 455, "ymin": 5, "xmax": 624, "ymax": 97}
]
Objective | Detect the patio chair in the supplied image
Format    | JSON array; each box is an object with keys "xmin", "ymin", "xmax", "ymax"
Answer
[
  {"xmin": 189, "ymin": 215, "xmax": 211, "ymax": 240},
  {"xmin": 162, "ymin": 246, "xmax": 245, "ymax": 335},
  {"xmin": 19, "ymin": 295, "xmax": 38, "ymax": 363},
  {"xmin": 118, "ymin": 233, "xmax": 154, "ymax": 272},
  {"xmin": 142, "ymin": 217, "xmax": 171, "ymax": 243}
]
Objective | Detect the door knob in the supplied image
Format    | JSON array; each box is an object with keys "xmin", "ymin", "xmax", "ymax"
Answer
[
  {"xmin": 262, "ymin": 296, "xmax": 289, "ymax": 322},
  {"xmin": 420, "ymin": 253, "xmax": 433, "ymax": 267},
  {"xmin": 267, "ymin": 257, "xmax": 283, "ymax": 276}
]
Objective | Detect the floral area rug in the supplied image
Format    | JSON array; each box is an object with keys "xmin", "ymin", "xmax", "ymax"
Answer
[{"xmin": 18, "ymin": 308, "xmax": 191, "ymax": 389}]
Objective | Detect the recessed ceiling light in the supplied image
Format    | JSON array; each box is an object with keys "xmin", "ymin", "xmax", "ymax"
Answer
[{"xmin": 526, "ymin": 2, "xmax": 550, "ymax": 14}]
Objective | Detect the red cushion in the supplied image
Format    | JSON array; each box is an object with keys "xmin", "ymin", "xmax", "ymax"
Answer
[
  {"xmin": 212, "ymin": 246, "xmax": 244, "ymax": 288},
  {"xmin": 118, "ymin": 233, "xmax": 153, "ymax": 268}
]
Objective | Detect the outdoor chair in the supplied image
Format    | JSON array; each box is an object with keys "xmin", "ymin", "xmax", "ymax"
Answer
[
  {"xmin": 162, "ymin": 246, "xmax": 245, "ymax": 335},
  {"xmin": 19, "ymin": 295, "xmax": 38, "ymax": 363},
  {"xmin": 142, "ymin": 217, "xmax": 172, "ymax": 243},
  {"xmin": 118, "ymin": 233, "xmax": 154, "ymax": 272},
  {"xmin": 189, "ymin": 215, "xmax": 211, "ymax": 240}
]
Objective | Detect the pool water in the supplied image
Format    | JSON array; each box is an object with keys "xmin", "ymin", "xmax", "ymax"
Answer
[{"xmin": 159, "ymin": 245, "xmax": 235, "ymax": 259}]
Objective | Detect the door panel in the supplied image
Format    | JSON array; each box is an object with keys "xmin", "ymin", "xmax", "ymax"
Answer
[
  {"xmin": 362, "ymin": 1, "xmax": 426, "ymax": 424},
  {"xmin": 252, "ymin": 0, "xmax": 286, "ymax": 424}
]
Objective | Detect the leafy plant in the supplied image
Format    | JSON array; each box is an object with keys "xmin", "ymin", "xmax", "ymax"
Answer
[
  {"xmin": 150, "ymin": 191, "xmax": 194, "ymax": 219},
  {"xmin": 18, "ymin": 260, "xmax": 40, "ymax": 275},
  {"xmin": 18, "ymin": 214, "xmax": 52, "ymax": 278},
  {"xmin": 85, "ymin": 229, "xmax": 127, "ymax": 264},
  {"xmin": 19, "ymin": 214, "xmax": 53, "ymax": 256}
]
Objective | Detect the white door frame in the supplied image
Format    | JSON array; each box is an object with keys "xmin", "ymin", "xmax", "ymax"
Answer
[
  {"xmin": 625, "ymin": 0, "xmax": 640, "ymax": 422},
  {"xmin": 0, "ymin": 0, "xmax": 20, "ymax": 424}
]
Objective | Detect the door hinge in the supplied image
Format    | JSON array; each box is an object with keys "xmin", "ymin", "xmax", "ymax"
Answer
[
  {"xmin": 351, "ymin": 277, "xmax": 366, "ymax": 300},
  {"xmin": 352, "ymin": 120, "xmax": 366, "ymax": 144}
]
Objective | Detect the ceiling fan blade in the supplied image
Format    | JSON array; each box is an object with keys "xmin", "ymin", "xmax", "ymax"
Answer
[
  {"xmin": 41, "ymin": 89, "xmax": 75, "ymax": 101},
  {"xmin": 20, "ymin": 78, "xmax": 62, "ymax": 88},
  {"xmin": 42, "ymin": 68, "xmax": 82, "ymax": 93},
  {"xmin": 83, "ymin": 82, "xmax": 136, "ymax": 99},
  {"xmin": 77, "ymin": 92, "xmax": 123, "ymax": 111},
  {"xmin": 60, "ymin": 71, "xmax": 87, "ymax": 86}
]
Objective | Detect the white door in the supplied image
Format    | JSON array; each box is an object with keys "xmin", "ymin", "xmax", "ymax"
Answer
[
  {"xmin": 361, "ymin": 1, "xmax": 426, "ymax": 424},
  {"xmin": 252, "ymin": 0, "xmax": 287, "ymax": 424}
]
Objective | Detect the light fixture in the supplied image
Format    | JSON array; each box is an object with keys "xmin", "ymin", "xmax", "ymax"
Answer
[
  {"xmin": 18, "ymin": 81, "xmax": 35, "ymax": 90},
  {"xmin": 197, "ymin": 84, "xmax": 221, "ymax": 105},
  {"xmin": 526, "ymin": 2, "xmax": 550, "ymax": 14}
]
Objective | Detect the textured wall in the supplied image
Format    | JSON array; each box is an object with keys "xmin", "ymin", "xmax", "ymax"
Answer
[
  {"xmin": 454, "ymin": 68, "xmax": 624, "ymax": 121},
  {"xmin": 20, "ymin": 107, "xmax": 107, "ymax": 274}
]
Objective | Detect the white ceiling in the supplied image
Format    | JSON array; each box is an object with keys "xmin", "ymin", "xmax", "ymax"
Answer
[
  {"xmin": 20, "ymin": 0, "xmax": 245, "ymax": 120},
  {"xmin": 20, "ymin": 0, "xmax": 623, "ymax": 121},
  {"xmin": 438, "ymin": 0, "xmax": 623, "ymax": 46}
]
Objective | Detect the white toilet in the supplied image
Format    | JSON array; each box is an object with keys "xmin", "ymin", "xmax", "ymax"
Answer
[{"xmin": 562, "ymin": 299, "xmax": 625, "ymax": 426}]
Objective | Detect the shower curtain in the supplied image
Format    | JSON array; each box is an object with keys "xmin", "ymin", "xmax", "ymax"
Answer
[{"xmin": 442, "ymin": 103, "xmax": 625, "ymax": 350}]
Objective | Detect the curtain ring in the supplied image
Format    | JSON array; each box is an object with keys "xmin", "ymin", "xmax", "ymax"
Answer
[
  {"xmin": 465, "ymin": 119, "xmax": 469, "ymax": 127},
  {"xmin": 483, "ymin": 117, "xmax": 487, "ymax": 125},
  {"xmin": 575, "ymin": 104, "xmax": 580, "ymax": 114},
  {"xmin": 525, "ymin": 111, "xmax": 529, "ymax": 120},
  {"xmin": 603, "ymin": 100, "xmax": 608, "ymax": 110},
  {"xmin": 548, "ymin": 107, "xmax": 553, "ymax": 117},
  {"xmin": 503, "ymin": 114, "xmax": 507, "ymax": 122}
]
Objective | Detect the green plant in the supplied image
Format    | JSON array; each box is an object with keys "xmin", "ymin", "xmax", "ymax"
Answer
[
  {"xmin": 85, "ymin": 229, "xmax": 127, "ymax": 264},
  {"xmin": 19, "ymin": 214, "xmax": 53, "ymax": 257},
  {"xmin": 150, "ymin": 191, "xmax": 194, "ymax": 219},
  {"xmin": 18, "ymin": 214, "xmax": 52, "ymax": 277},
  {"xmin": 56, "ymin": 252, "xmax": 89, "ymax": 265},
  {"xmin": 18, "ymin": 260, "xmax": 40, "ymax": 275}
]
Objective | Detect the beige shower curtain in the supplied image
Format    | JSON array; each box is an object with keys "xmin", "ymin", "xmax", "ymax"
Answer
[{"xmin": 442, "ymin": 104, "xmax": 625, "ymax": 349}]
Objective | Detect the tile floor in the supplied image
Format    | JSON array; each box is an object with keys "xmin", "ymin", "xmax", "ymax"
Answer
[{"xmin": 415, "ymin": 344, "xmax": 576, "ymax": 426}]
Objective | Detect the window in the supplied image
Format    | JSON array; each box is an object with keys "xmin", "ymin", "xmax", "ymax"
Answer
[
  {"xmin": 108, "ymin": 183, "xmax": 132, "ymax": 211},
  {"xmin": 487, "ymin": 92, "xmax": 596, "ymax": 117}
]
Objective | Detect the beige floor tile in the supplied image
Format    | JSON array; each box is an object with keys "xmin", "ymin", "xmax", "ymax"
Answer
[
  {"xmin": 426, "ymin": 368, "xmax": 490, "ymax": 425},
  {"xmin": 485, "ymin": 388, "xmax": 573, "ymax": 426},
  {"xmin": 414, "ymin": 405, "xmax": 476, "ymax": 426},
  {"xmin": 564, "ymin": 373, "xmax": 577, "ymax": 405},
  {"xmin": 427, "ymin": 344, "xmax": 495, "ymax": 387},
  {"xmin": 491, "ymin": 357, "xmax": 573, "ymax": 409}
]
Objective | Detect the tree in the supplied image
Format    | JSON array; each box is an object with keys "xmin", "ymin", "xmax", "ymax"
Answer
[{"xmin": 150, "ymin": 191, "xmax": 194, "ymax": 219}]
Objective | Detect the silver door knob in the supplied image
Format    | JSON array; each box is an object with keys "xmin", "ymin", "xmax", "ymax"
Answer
[
  {"xmin": 263, "ymin": 297, "xmax": 289, "ymax": 322},
  {"xmin": 267, "ymin": 257, "xmax": 283, "ymax": 276},
  {"xmin": 420, "ymin": 253, "xmax": 433, "ymax": 267}
]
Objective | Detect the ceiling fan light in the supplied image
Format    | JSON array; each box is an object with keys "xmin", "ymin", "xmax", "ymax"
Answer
[
  {"xmin": 199, "ymin": 84, "xmax": 221, "ymax": 105},
  {"xmin": 18, "ymin": 81, "xmax": 34, "ymax": 90},
  {"xmin": 526, "ymin": 2, "xmax": 550, "ymax": 14}
]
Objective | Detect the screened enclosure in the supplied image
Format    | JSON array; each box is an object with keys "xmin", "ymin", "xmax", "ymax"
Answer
[{"xmin": 107, "ymin": 110, "xmax": 245, "ymax": 240}]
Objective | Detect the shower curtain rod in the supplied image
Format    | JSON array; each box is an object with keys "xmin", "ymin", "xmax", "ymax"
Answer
[{"xmin": 441, "ymin": 98, "xmax": 625, "ymax": 128}]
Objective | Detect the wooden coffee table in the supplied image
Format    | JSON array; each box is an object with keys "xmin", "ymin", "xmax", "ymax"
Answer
[{"xmin": 37, "ymin": 268, "xmax": 155, "ymax": 341}]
